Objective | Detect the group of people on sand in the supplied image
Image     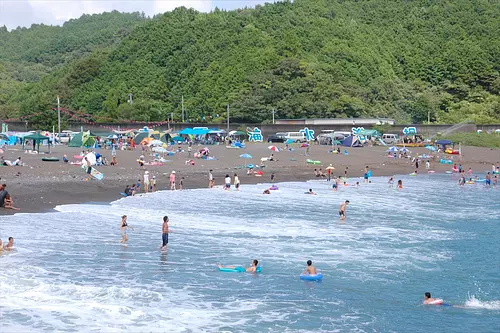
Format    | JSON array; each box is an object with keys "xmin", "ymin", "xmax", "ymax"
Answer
[
  {"xmin": 0, "ymin": 183, "xmax": 19, "ymax": 210},
  {"xmin": 0, "ymin": 237, "xmax": 15, "ymax": 253},
  {"xmin": 119, "ymin": 215, "xmax": 170, "ymax": 252}
]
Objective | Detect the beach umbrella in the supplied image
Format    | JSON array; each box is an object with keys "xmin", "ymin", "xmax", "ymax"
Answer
[
  {"xmin": 301, "ymin": 143, "xmax": 309, "ymax": 148},
  {"xmin": 240, "ymin": 153, "xmax": 252, "ymax": 159},
  {"xmin": 268, "ymin": 145, "xmax": 279, "ymax": 152},
  {"xmin": 387, "ymin": 146, "xmax": 399, "ymax": 153},
  {"xmin": 326, "ymin": 165, "xmax": 335, "ymax": 170},
  {"xmin": 247, "ymin": 164, "xmax": 255, "ymax": 169},
  {"xmin": 107, "ymin": 134, "xmax": 118, "ymax": 139},
  {"xmin": 400, "ymin": 148, "xmax": 410, "ymax": 153},
  {"xmin": 425, "ymin": 145, "xmax": 437, "ymax": 152}
]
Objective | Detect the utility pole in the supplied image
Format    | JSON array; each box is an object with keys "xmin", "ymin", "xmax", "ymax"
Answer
[
  {"xmin": 169, "ymin": 112, "xmax": 173, "ymax": 129},
  {"xmin": 181, "ymin": 95, "xmax": 185, "ymax": 123},
  {"xmin": 128, "ymin": 93, "xmax": 133, "ymax": 105},
  {"xmin": 428, "ymin": 110, "xmax": 430, "ymax": 124},
  {"xmin": 57, "ymin": 95, "xmax": 61, "ymax": 137},
  {"xmin": 272, "ymin": 108, "xmax": 275, "ymax": 124},
  {"xmin": 227, "ymin": 104, "xmax": 230, "ymax": 130}
]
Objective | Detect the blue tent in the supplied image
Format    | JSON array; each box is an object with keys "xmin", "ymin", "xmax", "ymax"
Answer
[{"xmin": 342, "ymin": 136, "xmax": 363, "ymax": 147}]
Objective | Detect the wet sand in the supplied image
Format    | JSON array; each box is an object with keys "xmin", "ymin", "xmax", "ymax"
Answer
[{"xmin": 1, "ymin": 143, "xmax": 499, "ymax": 214}]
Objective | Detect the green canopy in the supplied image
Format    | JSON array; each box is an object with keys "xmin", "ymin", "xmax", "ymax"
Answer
[{"xmin": 23, "ymin": 133, "xmax": 50, "ymax": 152}]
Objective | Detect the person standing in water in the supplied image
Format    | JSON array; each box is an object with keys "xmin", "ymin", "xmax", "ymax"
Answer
[
  {"xmin": 344, "ymin": 167, "xmax": 348, "ymax": 179},
  {"xmin": 234, "ymin": 173, "xmax": 240, "ymax": 191},
  {"xmin": 170, "ymin": 171, "xmax": 176, "ymax": 190},
  {"xmin": 339, "ymin": 200, "xmax": 349, "ymax": 220},
  {"xmin": 120, "ymin": 215, "xmax": 134, "ymax": 244},
  {"xmin": 161, "ymin": 216, "xmax": 170, "ymax": 251},
  {"xmin": 364, "ymin": 166, "xmax": 370, "ymax": 183},
  {"xmin": 143, "ymin": 171, "xmax": 150, "ymax": 193}
]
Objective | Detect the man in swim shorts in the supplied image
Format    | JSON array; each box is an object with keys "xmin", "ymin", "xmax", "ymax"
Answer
[
  {"xmin": 423, "ymin": 292, "xmax": 439, "ymax": 305},
  {"xmin": 303, "ymin": 260, "xmax": 317, "ymax": 275},
  {"xmin": 218, "ymin": 259, "xmax": 259, "ymax": 273},
  {"xmin": 161, "ymin": 216, "xmax": 169, "ymax": 251},
  {"xmin": 339, "ymin": 200, "xmax": 349, "ymax": 220}
]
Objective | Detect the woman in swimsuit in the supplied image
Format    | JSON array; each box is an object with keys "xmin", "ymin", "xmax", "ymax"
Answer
[{"xmin": 120, "ymin": 215, "xmax": 134, "ymax": 244}]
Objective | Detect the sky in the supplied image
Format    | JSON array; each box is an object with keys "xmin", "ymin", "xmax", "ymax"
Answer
[{"xmin": 0, "ymin": 0, "xmax": 272, "ymax": 30}]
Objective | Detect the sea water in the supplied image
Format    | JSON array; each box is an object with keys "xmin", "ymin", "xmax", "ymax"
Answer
[{"xmin": 0, "ymin": 175, "xmax": 499, "ymax": 332}]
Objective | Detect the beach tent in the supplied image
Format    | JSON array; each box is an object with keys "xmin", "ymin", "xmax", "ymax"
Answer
[
  {"xmin": 179, "ymin": 128, "xmax": 194, "ymax": 135},
  {"xmin": 23, "ymin": 132, "xmax": 51, "ymax": 152},
  {"xmin": 134, "ymin": 132, "xmax": 149, "ymax": 145},
  {"xmin": 68, "ymin": 131, "xmax": 97, "ymax": 148},
  {"xmin": 435, "ymin": 139, "xmax": 452, "ymax": 146},
  {"xmin": 342, "ymin": 135, "xmax": 363, "ymax": 147},
  {"xmin": 140, "ymin": 137, "xmax": 154, "ymax": 146},
  {"xmin": 160, "ymin": 133, "xmax": 171, "ymax": 143}
]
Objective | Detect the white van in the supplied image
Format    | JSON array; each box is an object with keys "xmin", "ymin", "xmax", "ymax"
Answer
[
  {"xmin": 382, "ymin": 133, "xmax": 399, "ymax": 144},
  {"xmin": 284, "ymin": 132, "xmax": 307, "ymax": 143}
]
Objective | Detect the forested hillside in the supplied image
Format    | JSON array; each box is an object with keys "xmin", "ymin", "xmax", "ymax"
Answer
[
  {"xmin": 0, "ymin": 11, "xmax": 145, "ymax": 120},
  {"xmin": 1, "ymin": 0, "xmax": 499, "ymax": 126}
]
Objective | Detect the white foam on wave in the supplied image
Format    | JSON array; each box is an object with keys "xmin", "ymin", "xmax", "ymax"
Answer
[{"xmin": 464, "ymin": 295, "xmax": 500, "ymax": 310}]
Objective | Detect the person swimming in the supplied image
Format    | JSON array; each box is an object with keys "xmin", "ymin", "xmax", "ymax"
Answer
[
  {"xmin": 307, "ymin": 188, "xmax": 316, "ymax": 195},
  {"xmin": 423, "ymin": 292, "xmax": 450, "ymax": 306},
  {"xmin": 263, "ymin": 189, "xmax": 271, "ymax": 194},
  {"xmin": 218, "ymin": 259, "xmax": 259, "ymax": 273},
  {"xmin": 303, "ymin": 260, "xmax": 317, "ymax": 275}
]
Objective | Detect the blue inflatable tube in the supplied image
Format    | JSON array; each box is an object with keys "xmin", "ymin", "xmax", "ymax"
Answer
[
  {"xmin": 219, "ymin": 266, "xmax": 262, "ymax": 273},
  {"xmin": 300, "ymin": 273, "xmax": 323, "ymax": 281}
]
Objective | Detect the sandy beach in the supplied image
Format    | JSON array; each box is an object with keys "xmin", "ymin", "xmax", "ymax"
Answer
[{"xmin": 1, "ymin": 143, "xmax": 499, "ymax": 214}]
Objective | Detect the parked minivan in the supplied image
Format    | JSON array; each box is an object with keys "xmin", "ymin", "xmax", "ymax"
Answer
[
  {"xmin": 283, "ymin": 132, "xmax": 307, "ymax": 143},
  {"xmin": 382, "ymin": 133, "xmax": 399, "ymax": 144}
]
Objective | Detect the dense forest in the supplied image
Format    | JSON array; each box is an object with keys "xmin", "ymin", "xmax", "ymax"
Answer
[{"xmin": 1, "ymin": 0, "xmax": 499, "ymax": 127}]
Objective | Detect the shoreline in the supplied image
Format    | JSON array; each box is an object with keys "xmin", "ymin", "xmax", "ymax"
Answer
[{"xmin": 1, "ymin": 144, "xmax": 498, "ymax": 215}]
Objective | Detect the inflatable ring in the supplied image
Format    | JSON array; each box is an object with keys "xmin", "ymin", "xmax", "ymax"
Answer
[
  {"xmin": 428, "ymin": 299, "xmax": 444, "ymax": 305},
  {"xmin": 300, "ymin": 273, "xmax": 323, "ymax": 281}
]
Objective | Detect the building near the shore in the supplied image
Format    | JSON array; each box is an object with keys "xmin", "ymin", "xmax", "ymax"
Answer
[{"xmin": 275, "ymin": 118, "xmax": 395, "ymax": 126}]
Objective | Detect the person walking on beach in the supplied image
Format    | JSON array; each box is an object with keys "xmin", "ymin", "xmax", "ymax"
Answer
[
  {"xmin": 224, "ymin": 174, "xmax": 231, "ymax": 190},
  {"xmin": 208, "ymin": 170, "xmax": 214, "ymax": 188},
  {"xmin": 84, "ymin": 157, "xmax": 92, "ymax": 181},
  {"xmin": 120, "ymin": 215, "xmax": 134, "ymax": 245},
  {"xmin": 143, "ymin": 171, "xmax": 150, "ymax": 193},
  {"xmin": 425, "ymin": 160, "xmax": 430, "ymax": 170},
  {"xmin": 339, "ymin": 200, "xmax": 349, "ymax": 221},
  {"xmin": 344, "ymin": 167, "xmax": 348, "ymax": 179},
  {"xmin": 170, "ymin": 171, "xmax": 176, "ymax": 190},
  {"xmin": 179, "ymin": 177, "xmax": 184, "ymax": 190},
  {"xmin": 271, "ymin": 172, "xmax": 275, "ymax": 183},
  {"xmin": 161, "ymin": 216, "xmax": 170, "ymax": 251}
]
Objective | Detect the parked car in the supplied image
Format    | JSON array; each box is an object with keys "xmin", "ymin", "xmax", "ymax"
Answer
[
  {"xmin": 267, "ymin": 134, "xmax": 286, "ymax": 143},
  {"xmin": 54, "ymin": 132, "xmax": 72, "ymax": 144},
  {"xmin": 283, "ymin": 131, "xmax": 307, "ymax": 143},
  {"xmin": 382, "ymin": 133, "xmax": 400, "ymax": 144}
]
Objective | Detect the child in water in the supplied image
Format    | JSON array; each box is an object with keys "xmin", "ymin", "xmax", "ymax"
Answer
[{"xmin": 397, "ymin": 180, "xmax": 403, "ymax": 190}]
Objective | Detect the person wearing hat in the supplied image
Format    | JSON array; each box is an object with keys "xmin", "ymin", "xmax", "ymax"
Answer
[
  {"xmin": 170, "ymin": 171, "xmax": 176, "ymax": 190},
  {"xmin": 143, "ymin": 171, "xmax": 150, "ymax": 193}
]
